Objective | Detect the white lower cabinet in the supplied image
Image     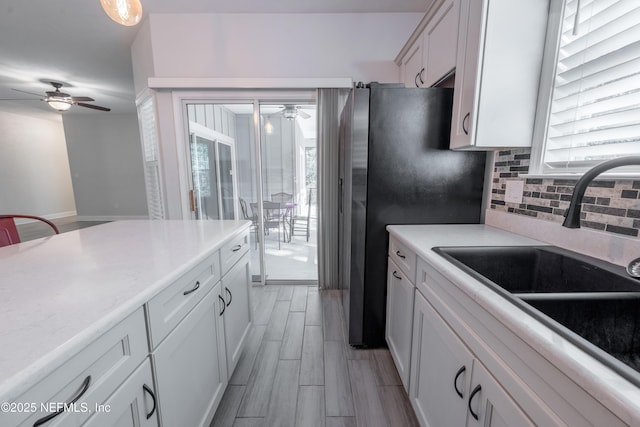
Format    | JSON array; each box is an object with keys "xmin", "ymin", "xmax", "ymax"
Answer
[
  {"xmin": 220, "ymin": 252, "xmax": 251, "ymax": 377},
  {"xmin": 83, "ymin": 359, "xmax": 158, "ymax": 427},
  {"xmin": 152, "ymin": 283, "xmax": 227, "ymax": 427},
  {"xmin": 410, "ymin": 291, "xmax": 532, "ymax": 427},
  {"xmin": 385, "ymin": 258, "xmax": 415, "ymax": 391}
]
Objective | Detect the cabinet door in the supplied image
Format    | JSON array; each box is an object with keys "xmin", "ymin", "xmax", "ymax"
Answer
[
  {"xmin": 450, "ymin": 0, "xmax": 482, "ymax": 149},
  {"xmin": 153, "ymin": 284, "xmax": 227, "ymax": 427},
  {"xmin": 466, "ymin": 361, "xmax": 534, "ymax": 427},
  {"xmin": 221, "ymin": 252, "xmax": 251, "ymax": 377},
  {"xmin": 83, "ymin": 359, "xmax": 158, "ymax": 427},
  {"xmin": 385, "ymin": 258, "xmax": 415, "ymax": 392},
  {"xmin": 422, "ymin": 0, "xmax": 460, "ymax": 87},
  {"xmin": 410, "ymin": 291, "xmax": 473, "ymax": 427},
  {"xmin": 402, "ymin": 40, "xmax": 425, "ymax": 88}
]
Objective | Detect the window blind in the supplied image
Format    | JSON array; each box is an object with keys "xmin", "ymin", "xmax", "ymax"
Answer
[
  {"xmin": 138, "ymin": 97, "xmax": 165, "ymax": 219},
  {"xmin": 543, "ymin": 0, "xmax": 640, "ymax": 172}
]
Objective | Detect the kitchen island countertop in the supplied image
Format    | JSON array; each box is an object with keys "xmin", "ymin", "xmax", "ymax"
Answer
[{"xmin": 0, "ymin": 220, "xmax": 249, "ymax": 402}]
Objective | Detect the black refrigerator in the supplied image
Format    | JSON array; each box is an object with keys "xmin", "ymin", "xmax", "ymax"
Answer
[{"xmin": 339, "ymin": 83, "xmax": 486, "ymax": 347}]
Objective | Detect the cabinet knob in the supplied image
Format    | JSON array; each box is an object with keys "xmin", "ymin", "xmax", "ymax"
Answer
[
  {"xmin": 395, "ymin": 250, "xmax": 406, "ymax": 259},
  {"xmin": 232, "ymin": 244, "xmax": 242, "ymax": 252},
  {"xmin": 392, "ymin": 271, "xmax": 402, "ymax": 280}
]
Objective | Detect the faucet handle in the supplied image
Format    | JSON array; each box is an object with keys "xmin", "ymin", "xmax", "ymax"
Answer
[{"xmin": 626, "ymin": 257, "xmax": 640, "ymax": 278}]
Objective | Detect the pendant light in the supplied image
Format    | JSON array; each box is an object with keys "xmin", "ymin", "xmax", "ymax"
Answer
[{"xmin": 100, "ymin": 0, "xmax": 143, "ymax": 26}]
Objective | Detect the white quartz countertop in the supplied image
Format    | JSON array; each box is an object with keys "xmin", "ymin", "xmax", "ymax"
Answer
[
  {"xmin": 387, "ymin": 224, "xmax": 640, "ymax": 424},
  {"xmin": 0, "ymin": 220, "xmax": 249, "ymax": 401}
]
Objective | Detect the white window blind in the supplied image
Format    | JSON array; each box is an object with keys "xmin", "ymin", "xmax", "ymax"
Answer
[
  {"xmin": 138, "ymin": 97, "xmax": 165, "ymax": 219},
  {"xmin": 542, "ymin": 0, "xmax": 640, "ymax": 172}
]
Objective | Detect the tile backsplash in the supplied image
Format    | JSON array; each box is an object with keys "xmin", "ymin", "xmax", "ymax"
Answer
[{"xmin": 490, "ymin": 149, "xmax": 640, "ymax": 239}]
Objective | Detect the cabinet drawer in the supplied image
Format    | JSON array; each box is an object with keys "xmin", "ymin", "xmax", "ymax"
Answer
[
  {"xmin": 146, "ymin": 256, "xmax": 220, "ymax": 349},
  {"xmin": 389, "ymin": 236, "xmax": 417, "ymax": 283},
  {"xmin": 220, "ymin": 231, "xmax": 249, "ymax": 275},
  {"xmin": 2, "ymin": 308, "xmax": 147, "ymax": 427}
]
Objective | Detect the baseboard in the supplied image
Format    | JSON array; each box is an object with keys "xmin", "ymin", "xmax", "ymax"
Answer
[{"xmin": 75, "ymin": 215, "xmax": 150, "ymax": 221}]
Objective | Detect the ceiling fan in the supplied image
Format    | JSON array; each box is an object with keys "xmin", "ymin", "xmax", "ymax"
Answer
[
  {"xmin": 278, "ymin": 105, "xmax": 311, "ymax": 120},
  {"xmin": 1, "ymin": 81, "xmax": 111, "ymax": 112}
]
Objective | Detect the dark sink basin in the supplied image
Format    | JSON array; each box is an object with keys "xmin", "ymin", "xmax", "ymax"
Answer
[
  {"xmin": 433, "ymin": 245, "xmax": 640, "ymax": 386},
  {"xmin": 433, "ymin": 246, "xmax": 640, "ymax": 294},
  {"xmin": 522, "ymin": 294, "xmax": 640, "ymax": 374}
]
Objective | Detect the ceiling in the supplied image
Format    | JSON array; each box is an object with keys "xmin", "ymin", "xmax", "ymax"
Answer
[{"xmin": 0, "ymin": 0, "xmax": 430, "ymax": 116}]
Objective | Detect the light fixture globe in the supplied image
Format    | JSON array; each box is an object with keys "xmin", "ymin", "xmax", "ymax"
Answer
[
  {"xmin": 100, "ymin": 0, "xmax": 143, "ymax": 26},
  {"xmin": 47, "ymin": 100, "xmax": 72, "ymax": 112}
]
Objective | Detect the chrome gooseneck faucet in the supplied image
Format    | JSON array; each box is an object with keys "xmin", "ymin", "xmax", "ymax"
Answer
[{"xmin": 563, "ymin": 156, "xmax": 640, "ymax": 228}]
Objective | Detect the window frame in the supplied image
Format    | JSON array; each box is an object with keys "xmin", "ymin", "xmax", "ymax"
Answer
[{"xmin": 529, "ymin": 0, "xmax": 640, "ymax": 177}]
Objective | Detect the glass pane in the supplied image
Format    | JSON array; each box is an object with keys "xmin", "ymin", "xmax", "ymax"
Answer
[
  {"xmin": 259, "ymin": 103, "xmax": 318, "ymax": 282},
  {"xmin": 190, "ymin": 135, "xmax": 219, "ymax": 220},
  {"xmin": 186, "ymin": 103, "xmax": 261, "ymax": 281},
  {"xmin": 218, "ymin": 142, "xmax": 235, "ymax": 219}
]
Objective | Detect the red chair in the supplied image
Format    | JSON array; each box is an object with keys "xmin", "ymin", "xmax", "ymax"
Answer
[{"xmin": 0, "ymin": 215, "xmax": 60, "ymax": 247}]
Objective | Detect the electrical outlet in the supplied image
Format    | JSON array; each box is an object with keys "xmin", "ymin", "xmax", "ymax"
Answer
[{"xmin": 505, "ymin": 180, "xmax": 524, "ymax": 204}]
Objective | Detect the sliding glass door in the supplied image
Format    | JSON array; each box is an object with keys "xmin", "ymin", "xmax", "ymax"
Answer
[
  {"xmin": 260, "ymin": 103, "xmax": 317, "ymax": 282},
  {"xmin": 183, "ymin": 95, "xmax": 317, "ymax": 285}
]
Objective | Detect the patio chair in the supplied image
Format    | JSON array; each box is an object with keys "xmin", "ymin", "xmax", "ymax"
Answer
[
  {"xmin": 291, "ymin": 191, "xmax": 312, "ymax": 242},
  {"xmin": 239, "ymin": 199, "xmax": 259, "ymax": 248},
  {"xmin": 262, "ymin": 201, "xmax": 283, "ymax": 249},
  {"xmin": 0, "ymin": 214, "xmax": 60, "ymax": 248}
]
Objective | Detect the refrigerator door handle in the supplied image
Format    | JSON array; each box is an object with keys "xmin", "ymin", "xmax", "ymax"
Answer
[{"xmin": 338, "ymin": 178, "xmax": 343, "ymax": 213}]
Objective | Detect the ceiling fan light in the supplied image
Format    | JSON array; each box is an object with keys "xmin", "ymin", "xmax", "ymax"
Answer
[
  {"xmin": 47, "ymin": 100, "xmax": 72, "ymax": 112},
  {"xmin": 283, "ymin": 106, "xmax": 297, "ymax": 120},
  {"xmin": 100, "ymin": 0, "xmax": 143, "ymax": 26}
]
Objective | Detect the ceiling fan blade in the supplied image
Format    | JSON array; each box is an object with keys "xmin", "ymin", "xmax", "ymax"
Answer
[
  {"xmin": 0, "ymin": 98, "xmax": 42, "ymax": 101},
  {"xmin": 71, "ymin": 96, "xmax": 94, "ymax": 102},
  {"xmin": 297, "ymin": 109, "xmax": 311, "ymax": 119},
  {"xmin": 75, "ymin": 102, "xmax": 111, "ymax": 112},
  {"xmin": 11, "ymin": 88, "xmax": 43, "ymax": 97}
]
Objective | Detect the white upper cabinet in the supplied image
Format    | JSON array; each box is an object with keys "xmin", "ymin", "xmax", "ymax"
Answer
[
  {"xmin": 402, "ymin": 39, "xmax": 425, "ymax": 88},
  {"xmin": 421, "ymin": 0, "xmax": 459, "ymax": 88},
  {"xmin": 398, "ymin": 0, "xmax": 460, "ymax": 88},
  {"xmin": 450, "ymin": 0, "xmax": 549, "ymax": 150}
]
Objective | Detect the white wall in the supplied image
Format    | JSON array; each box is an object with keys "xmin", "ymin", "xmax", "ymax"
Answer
[
  {"xmin": 132, "ymin": 13, "xmax": 422, "ymax": 94},
  {"xmin": 0, "ymin": 110, "xmax": 76, "ymax": 218},
  {"xmin": 62, "ymin": 114, "xmax": 148, "ymax": 220}
]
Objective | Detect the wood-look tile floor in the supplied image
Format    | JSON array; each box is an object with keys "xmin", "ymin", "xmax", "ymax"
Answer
[{"xmin": 211, "ymin": 285, "xmax": 419, "ymax": 427}]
